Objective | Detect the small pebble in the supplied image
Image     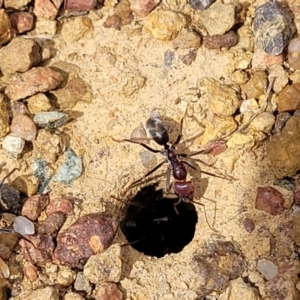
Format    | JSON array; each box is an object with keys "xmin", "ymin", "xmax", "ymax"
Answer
[
  {"xmin": 180, "ymin": 50, "xmax": 197, "ymax": 66},
  {"xmin": 64, "ymin": 0, "xmax": 97, "ymax": 12},
  {"xmin": 288, "ymin": 38, "xmax": 300, "ymax": 70},
  {"xmin": 13, "ymin": 216, "xmax": 35, "ymax": 236},
  {"xmin": 22, "ymin": 286, "xmax": 59, "ymax": 300},
  {"xmin": 257, "ymin": 258, "xmax": 278, "ymax": 280},
  {"xmin": 255, "ymin": 186, "xmax": 285, "ymax": 215},
  {"xmin": 11, "ymin": 175, "xmax": 39, "ymax": 197},
  {"xmin": 53, "ymin": 148, "xmax": 83, "ymax": 186},
  {"xmin": 130, "ymin": 0, "xmax": 159, "ymax": 17},
  {"xmin": 20, "ymin": 234, "xmax": 55, "ymax": 264},
  {"xmin": 278, "ymin": 83, "xmax": 300, "ymax": 112},
  {"xmin": 26, "ymin": 93, "xmax": 52, "ymax": 115},
  {"xmin": 0, "ymin": 38, "xmax": 41, "ymax": 75},
  {"xmin": 164, "ymin": 49, "xmax": 175, "ymax": 69},
  {"xmin": 202, "ymin": 2, "xmax": 235, "ymax": 36},
  {"xmin": 2, "ymin": 134, "xmax": 25, "ymax": 155},
  {"xmin": 273, "ymin": 112, "xmax": 291, "ymax": 133},
  {"xmin": 52, "ymin": 213, "xmax": 119, "ymax": 268},
  {"xmin": 46, "ymin": 198, "xmax": 73, "ymax": 215},
  {"xmin": 64, "ymin": 292, "xmax": 85, "ymax": 300},
  {"xmin": 11, "ymin": 101, "xmax": 29, "ymax": 117},
  {"xmin": 172, "ymin": 29, "xmax": 201, "ymax": 49},
  {"xmin": 83, "ymin": 244, "xmax": 122, "ymax": 284},
  {"xmin": 0, "ymin": 96, "xmax": 9, "ymax": 137},
  {"xmin": 267, "ymin": 116, "xmax": 300, "ymax": 178},
  {"xmin": 74, "ymin": 272, "xmax": 92, "ymax": 293},
  {"xmin": 5, "ymin": 67, "xmax": 63, "ymax": 101},
  {"xmin": 57, "ymin": 267, "xmax": 76, "ymax": 286},
  {"xmin": 4, "ymin": 0, "xmax": 31, "ymax": 9},
  {"xmin": 189, "ymin": 0, "xmax": 214, "ymax": 10},
  {"xmin": 33, "ymin": 111, "xmax": 68, "ymax": 128},
  {"xmin": 34, "ymin": 17, "xmax": 57, "ymax": 35},
  {"xmin": 203, "ymin": 31, "xmax": 238, "ymax": 49},
  {"xmin": 248, "ymin": 112, "xmax": 275, "ymax": 133},
  {"xmin": 252, "ymin": 48, "xmax": 284, "ymax": 70},
  {"xmin": 268, "ymin": 65, "xmax": 289, "ymax": 93},
  {"xmin": 21, "ymin": 194, "xmax": 50, "ymax": 221},
  {"xmin": 34, "ymin": 0, "xmax": 62, "ymax": 20},
  {"xmin": 9, "ymin": 12, "xmax": 34, "ymax": 33},
  {"xmin": 10, "ymin": 115, "xmax": 37, "ymax": 141},
  {"xmin": 24, "ymin": 263, "xmax": 38, "ymax": 281},
  {"xmin": 243, "ymin": 218, "xmax": 255, "ymax": 233},
  {"xmin": 61, "ymin": 16, "xmax": 93, "ymax": 43},
  {"xmin": 96, "ymin": 282, "xmax": 124, "ymax": 300},
  {"xmin": 253, "ymin": 0, "xmax": 292, "ymax": 55},
  {"xmin": 144, "ymin": 11, "xmax": 186, "ymax": 41},
  {"xmin": 38, "ymin": 212, "xmax": 66, "ymax": 235},
  {"xmin": 0, "ymin": 183, "xmax": 21, "ymax": 214}
]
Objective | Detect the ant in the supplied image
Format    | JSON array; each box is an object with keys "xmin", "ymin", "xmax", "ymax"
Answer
[{"xmin": 114, "ymin": 111, "xmax": 230, "ymax": 231}]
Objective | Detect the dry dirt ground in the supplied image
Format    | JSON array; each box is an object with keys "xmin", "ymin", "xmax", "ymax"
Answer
[{"xmin": 1, "ymin": 4, "xmax": 299, "ymax": 300}]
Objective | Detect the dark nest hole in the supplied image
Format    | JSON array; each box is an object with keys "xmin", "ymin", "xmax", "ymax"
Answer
[{"xmin": 121, "ymin": 183, "xmax": 198, "ymax": 258}]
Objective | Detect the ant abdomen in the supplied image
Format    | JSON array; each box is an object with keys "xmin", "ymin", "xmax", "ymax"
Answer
[
  {"xmin": 146, "ymin": 117, "xmax": 169, "ymax": 146},
  {"xmin": 173, "ymin": 181, "xmax": 195, "ymax": 202}
]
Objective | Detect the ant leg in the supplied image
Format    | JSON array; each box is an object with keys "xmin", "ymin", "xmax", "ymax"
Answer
[
  {"xmin": 113, "ymin": 138, "xmax": 160, "ymax": 154},
  {"xmin": 173, "ymin": 198, "xmax": 182, "ymax": 214},
  {"xmin": 172, "ymin": 117, "xmax": 184, "ymax": 147},
  {"xmin": 125, "ymin": 160, "xmax": 165, "ymax": 192},
  {"xmin": 165, "ymin": 166, "xmax": 172, "ymax": 192},
  {"xmin": 193, "ymin": 199, "xmax": 218, "ymax": 233}
]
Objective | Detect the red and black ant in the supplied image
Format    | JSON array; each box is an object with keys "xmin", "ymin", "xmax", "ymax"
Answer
[{"xmin": 115, "ymin": 111, "xmax": 230, "ymax": 231}]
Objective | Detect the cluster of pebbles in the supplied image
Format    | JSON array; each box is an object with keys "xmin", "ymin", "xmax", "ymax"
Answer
[{"xmin": 0, "ymin": 0, "xmax": 300, "ymax": 299}]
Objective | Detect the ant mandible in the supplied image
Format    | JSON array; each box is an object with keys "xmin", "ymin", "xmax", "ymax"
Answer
[{"xmin": 114, "ymin": 111, "xmax": 228, "ymax": 231}]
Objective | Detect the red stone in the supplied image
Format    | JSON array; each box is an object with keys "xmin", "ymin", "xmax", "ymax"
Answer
[
  {"xmin": 10, "ymin": 12, "xmax": 34, "ymax": 33},
  {"xmin": 64, "ymin": 0, "xmax": 97, "ymax": 12}
]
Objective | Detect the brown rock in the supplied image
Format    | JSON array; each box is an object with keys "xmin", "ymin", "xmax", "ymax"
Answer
[
  {"xmin": 255, "ymin": 187, "xmax": 285, "ymax": 215},
  {"xmin": 26, "ymin": 93, "xmax": 52, "ymax": 114},
  {"xmin": 252, "ymin": 48, "xmax": 284, "ymax": 70},
  {"xmin": 5, "ymin": 67, "xmax": 63, "ymax": 101},
  {"xmin": 130, "ymin": 0, "xmax": 159, "ymax": 18},
  {"xmin": 0, "ymin": 9, "xmax": 13, "ymax": 46},
  {"xmin": 96, "ymin": 282, "xmax": 124, "ymax": 300},
  {"xmin": 10, "ymin": 115, "xmax": 37, "ymax": 141},
  {"xmin": 267, "ymin": 116, "xmax": 300, "ymax": 178},
  {"xmin": 34, "ymin": 0, "xmax": 62, "ymax": 20},
  {"xmin": 203, "ymin": 31, "xmax": 238, "ymax": 50},
  {"xmin": 20, "ymin": 234, "xmax": 55, "ymax": 264},
  {"xmin": 24, "ymin": 262, "xmax": 38, "ymax": 281},
  {"xmin": 52, "ymin": 213, "xmax": 119, "ymax": 268},
  {"xmin": 38, "ymin": 212, "xmax": 66, "ymax": 235},
  {"xmin": 49, "ymin": 77, "xmax": 93, "ymax": 109},
  {"xmin": 11, "ymin": 175, "xmax": 39, "ymax": 197},
  {"xmin": 104, "ymin": 0, "xmax": 133, "ymax": 30},
  {"xmin": 191, "ymin": 241, "xmax": 246, "ymax": 292},
  {"xmin": 33, "ymin": 129, "xmax": 64, "ymax": 163},
  {"xmin": 278, "ymin": 84, "xmax": 300, "ymax": 112},
  {"xmin": 10, "ymin": 12, "xmax": 34, "ymax": 33},
  {"xmin": 172, "ymin": 29, "xmax": 201, "ymax": 49},
  {"xmin": 64, "ymin": 0, "xmax": 97, "ymax": 12},
  {"xmin": 21, "ymin": 194, "xmax": 49, "ymax": 221},
  {"xmin": 180, "ymin": 50, "xmax": 197, "ymax": 66},
  {"xmin": 46, "ymin": 198, "xmax": 73, "ymax": 215},
  {"xmin": 0, "ymin": 38, "xmax": 41, "ymax": 74},
  {"xmin": 241, "ymin": 70, "xmax": 267, "ymax": 99},
  {"xmin": 4, "ymin": 0, "xmax": 30, "ymax": 9}
]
